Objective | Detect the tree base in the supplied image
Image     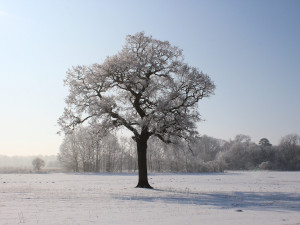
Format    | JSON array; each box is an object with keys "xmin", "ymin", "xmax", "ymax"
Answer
[{"xmin": 136, "ymin": 182, "xmax": 153, "ymax": 189}]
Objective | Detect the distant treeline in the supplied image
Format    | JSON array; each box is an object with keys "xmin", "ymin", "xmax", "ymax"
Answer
[
  {"xmin": 0, "ymin": 155, "xmax": 59, "ymax": 173},
  {"xmin": 58, "ymin": 126, "xmax": 300, "ymax": 172},
  {"xmin": 2, "ymin": 133, "xmax": 298, "ymax": 173}
]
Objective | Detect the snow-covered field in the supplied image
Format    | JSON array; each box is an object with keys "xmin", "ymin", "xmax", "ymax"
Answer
[{"xmin": 0, "ymin": 171, "xmax": 300, "ymax": 225}]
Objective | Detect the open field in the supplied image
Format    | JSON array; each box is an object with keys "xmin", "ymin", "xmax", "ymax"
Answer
[{"xmin": 0, "ymin": 171, "xmax": 300, "ymax": 225}]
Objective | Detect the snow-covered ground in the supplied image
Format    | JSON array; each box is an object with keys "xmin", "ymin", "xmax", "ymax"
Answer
[{"xmin": 0, "ymin": 171, "xmax": 300, "ymax": 225}]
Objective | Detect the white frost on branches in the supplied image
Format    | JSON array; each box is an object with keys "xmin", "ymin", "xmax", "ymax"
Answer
[{"xmin": 58, "ymin": 32, "xmax": 215, "ymax": 143}]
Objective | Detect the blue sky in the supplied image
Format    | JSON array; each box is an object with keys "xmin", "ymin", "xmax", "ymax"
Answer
[{"xmin": 0, "ymin": 0, "xmax": 299, "ymax": 156}]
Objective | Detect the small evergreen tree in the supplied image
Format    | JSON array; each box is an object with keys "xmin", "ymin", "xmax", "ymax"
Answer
[{"xmin": 259, "ymin": 138, "xmax": 272, "ymax": 147}]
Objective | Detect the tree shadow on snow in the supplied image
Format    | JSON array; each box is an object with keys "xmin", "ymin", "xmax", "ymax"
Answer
[{"xmin": 114, "ymin": 190, "xmax": 300, "ymax": 212}]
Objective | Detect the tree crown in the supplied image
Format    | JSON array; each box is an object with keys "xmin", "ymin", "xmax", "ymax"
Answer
[{"xmin": 59, "ymin": 32, "xmax": 215, "ymax": 143}]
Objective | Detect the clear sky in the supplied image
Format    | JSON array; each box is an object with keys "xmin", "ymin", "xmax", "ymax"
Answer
[{"xmin": 1, "ymin": 0, "xmax": 299, "ymax": 156}]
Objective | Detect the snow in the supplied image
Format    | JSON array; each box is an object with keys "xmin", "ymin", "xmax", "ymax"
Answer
[{"xmin": 0, "ymin": 171, "xmax": 300, "ymax": 224}]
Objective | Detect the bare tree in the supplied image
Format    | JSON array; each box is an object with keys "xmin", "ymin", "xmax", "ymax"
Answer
[
  {"xmin": 58, "ymin": 133, "xmax": 80, "ymax": 172},
  {"xmin": 234, "ymin": 134, "xmax": 251, "ymax": 144},
  {"xmin": 32, "ymin": 157, "xmax": 45, "ymax": 172},
  {"xmin": 279, "ymin": 134, "xmax": 300, "ymax": 170},
  {"xmin": 280, "ymin": 134, "xmax": 300, "ymax": 150},
  {"xmin": 58, "ymin": 32, "xmax": 215, "ymax": 188}
]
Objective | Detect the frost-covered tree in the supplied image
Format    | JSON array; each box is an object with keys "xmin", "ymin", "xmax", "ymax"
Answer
[
  {"xmin": 278, "ymin": 134, "xmax": 300, "ymax": 170},
  {"xmin": 234, "ymin": 134, "xmax": 251, "ymax": 144},
  {"xmin": 58, "ymin": 132, "xmax": 80, "ymax": 172},
  {"xmin": 58, "ymin": 32, "xmax": 215, "ymax": 188},
  {"xmin": 279, "ymin": 134, "xmax": 300, "ymax": 150},
  {"xmin": 32, "ymin": 157, "xmax": 45, "ymax": 172}
]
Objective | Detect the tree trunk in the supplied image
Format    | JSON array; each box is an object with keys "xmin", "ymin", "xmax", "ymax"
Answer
[{"xmin": 136, "ymin": 133, "xmax": 153, "ymax": 189}]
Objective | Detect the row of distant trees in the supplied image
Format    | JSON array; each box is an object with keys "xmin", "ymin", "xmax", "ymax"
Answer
[
  {"xmin": 58, "ymin": 126, "xmax": 137, "ymax": 173},
  {"xmin": 215, "ymin": 134, "xmax": 300, "ymax": 171},
  {"xmin": 57, "ymin": 126, "xmax": 300, "ymax": 172}
]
